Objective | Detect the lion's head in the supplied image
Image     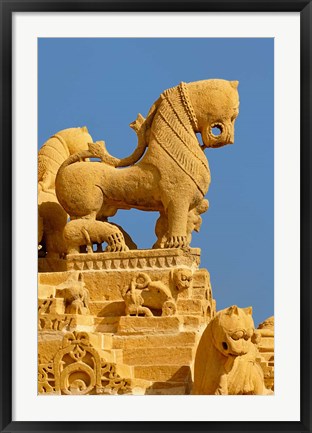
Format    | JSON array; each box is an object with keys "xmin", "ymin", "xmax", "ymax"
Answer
[
  {"xmin": 172, "ymin": 268, "xmax": 193, "ymax": 291},
  {"xmin": 56, "ymin": 126, "xmax": 93, "ymax": 155},
  {"xmin": 186, "ymin": 79, "xmax": 239, "ymax": 148},
  {"xmin": 212, "ymin": 305, "xmax": 255, "ymax": 357}
]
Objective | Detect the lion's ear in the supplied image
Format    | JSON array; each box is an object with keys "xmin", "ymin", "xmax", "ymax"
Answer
[
  {"xmin": 228, "ymin": 305, "xmax": 239, "ymax": 316},
  {"xmin": 243, "ymin": 306, "xmax": 253, "ymax": 316},
  {"xmin": 230, "ymin": 81, "xmax": 239, "ymax": 89},
  {"xmin": 81, "ymin": 126, "xmax": 89, "ymax": 133}
]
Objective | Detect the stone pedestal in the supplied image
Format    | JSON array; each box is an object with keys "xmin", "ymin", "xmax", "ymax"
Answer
[{"xmin": 38, "ymin": 248, "xmax": 216, "ymax": 395}]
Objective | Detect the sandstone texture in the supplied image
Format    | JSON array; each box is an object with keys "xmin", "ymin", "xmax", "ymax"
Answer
[{"xmin": 38, "ymin": 79, "xmax": 274, "ymax": 395}]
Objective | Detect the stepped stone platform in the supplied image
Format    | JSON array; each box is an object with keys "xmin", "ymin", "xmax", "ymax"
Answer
[{"xmin": 38, "ymin": 248, "xmax": 215, "ymax": 395}]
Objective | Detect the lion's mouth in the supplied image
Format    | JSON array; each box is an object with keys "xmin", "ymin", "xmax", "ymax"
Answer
[
  {"xmin": 229, "ymin": 348, "xmax": 248, "ymax": 357},
  {"xmin": 210, "ymin": 123, "xmax": 223, "ymax": 138}
]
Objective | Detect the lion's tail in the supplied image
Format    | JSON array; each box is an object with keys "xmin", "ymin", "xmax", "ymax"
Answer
[{"xmin": 58, "ymin": 115, "xmax": 150, "ymax": 172}]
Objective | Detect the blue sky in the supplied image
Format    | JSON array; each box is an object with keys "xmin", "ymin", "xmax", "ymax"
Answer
[{"xmin": 38, "ymin": 38, "xmax": 274, "ymax": 326}]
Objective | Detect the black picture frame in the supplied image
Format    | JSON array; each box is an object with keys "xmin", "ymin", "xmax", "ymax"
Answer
[{"xmin": 1, "ymin": 1, "xmax": 311, "ymax": 432}]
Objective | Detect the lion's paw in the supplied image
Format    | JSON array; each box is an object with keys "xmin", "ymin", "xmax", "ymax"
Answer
[
  {"xmin": 106, "ymin": 232, "xmax": 128, "ymax": 252},
  {"xmin": 165, "ymin": 235, "xmax": 187, "ymax": 249}
]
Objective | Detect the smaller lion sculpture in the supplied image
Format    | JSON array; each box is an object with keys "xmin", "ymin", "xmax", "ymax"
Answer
[
  {"xmin": 38, "ymin": 127, "xmax": 94, "ymax": 257},
  {"xmin": 63, "ymin": 219, "xmax": 129, "ymax": 254},
  {"xmin": 192, "ymin": 305, "xmax": 271, "ymax": 395}
]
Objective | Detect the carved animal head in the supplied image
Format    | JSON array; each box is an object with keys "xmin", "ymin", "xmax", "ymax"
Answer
[
  {"xmin": 187, "ymin": 79, "xmax": 239, "ymax": 148},
  {"xmin": 173, "ymin": 268, "xmax": 193, "ymax": 291},
  {"xmin": 56, "ymin": 126, "xmax": 93, "ymax": 155},
  {"xmin": 212, "ymin": 305, "xmax": 255, "ymax": 357}
]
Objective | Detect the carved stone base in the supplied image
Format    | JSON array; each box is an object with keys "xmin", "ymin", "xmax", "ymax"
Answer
[
  {"xmin": 38, "ymin": 248, "xmax": 214, "ymax": 395},
  {"xmin": 38, "ymin": 248, "xmax": 274, "ymax": 395},
  {"xmin": 38, "ymin": 248, "xmax": 201, "ymax": 273}
]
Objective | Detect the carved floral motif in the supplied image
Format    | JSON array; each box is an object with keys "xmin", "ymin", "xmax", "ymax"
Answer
[{"xmin": 38, "ymin": 331, "xmax": 132, "ymax": 395}]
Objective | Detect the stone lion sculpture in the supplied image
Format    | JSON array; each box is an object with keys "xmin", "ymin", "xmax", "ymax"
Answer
[
  {"xmin": 55, "ymin": 79, "xmax": 239, "ymax": 249},
  {"xmin": 192, "ymin": 305, "xmax": 270, "ymax": 395},
  {"xmin": 63, "ymin": 219, "xmax": 129, "ymax": 254},
  {"xmin": 38, "ymin": 127, "xmax": 94, "ymax": 257}
]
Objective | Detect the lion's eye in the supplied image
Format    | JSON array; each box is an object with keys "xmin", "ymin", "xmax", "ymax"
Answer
[
  {"xmin": 244, "ymin": 331, "xmax": 252, "ymax": 340},
  {"xmin": 231, "ymin": 330, "xmax": 244, "ymax": 340}
]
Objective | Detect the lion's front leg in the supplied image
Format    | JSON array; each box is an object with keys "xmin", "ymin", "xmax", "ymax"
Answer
[
  {"xmin": 153, "ymin": 212, "xmax": 168, "ymax": 249},
  {"xmin": 164, "ymin": 200, "xmax": 189, "ymax": 249}
]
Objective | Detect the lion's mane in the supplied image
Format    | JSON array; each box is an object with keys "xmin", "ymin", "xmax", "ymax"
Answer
[{"xmin": 149, "ymin": 83, "xmax": 211, "ymax": 196}]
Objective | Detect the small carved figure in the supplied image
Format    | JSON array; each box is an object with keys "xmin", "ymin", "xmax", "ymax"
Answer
[
  {"xmin": 172, "ymin": 268, "xmax": 193, "ymax": 293},
  {"xmin": 64, "ymin": 286, "xmax": 89, "ymax": 315},
  {"xmin": 55, "ymin": 80, "xmax": 239, "ymax": 249},
  {"xmin": 63, "ymin": 219, "xmax": 129, "ymax": 254},
  {"xmin": 192, "ymin": 305, "xmax": 270, "ymax": 395},
  {"xmin": 186, "ymin": 199, "xmax": 209, "ymax": 245},
  {"xmin": 56, "ymin": 273, "xmax": 90, "ymax": 315},
  {"xmin": 122, "ymin": 272, "xmax": 176, "ymax": 317},
  {"xmin": 154, "ymin": 199, "xmax": 209, "ymax": 248},
  {"xmin": 122, "ymin": 281, "xmax": 153, "ymax": 317}
]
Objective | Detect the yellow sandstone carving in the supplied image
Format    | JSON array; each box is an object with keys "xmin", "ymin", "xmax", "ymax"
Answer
[
  {"xmin": 192, "ymin": 305, "xmax": 270, "ymax": 395},
  {"xmin": 38, "ymin": 79, "xmax": 274, "ymax": 396},
  {"xmin": 172, "ymin": 268, "xmax": 193, "ymax": 294},
  {"xmin": 55, "ymin": 273, "xmax": 90, "ymax": 315},
  {"xmin": 38, "ymin": 127, "xmax": 93, "ymax": 257},
  {"xmin": 55, "ymin": 79, "xmax": 239, "ymax": 249},
  {"xmin": 122, "ymin": 272, "xmax": 176, "ymax": 317},
  {"xmin": 38, "ymin": 331, "xmax": 136, "ymax": 395},
  {"xmin": 154, "ymin": 199, "xmax": 209, "ymax": 249},
  {"xmin": 63, "ymin": 219, "xmax": 128, "ymax": 254}
]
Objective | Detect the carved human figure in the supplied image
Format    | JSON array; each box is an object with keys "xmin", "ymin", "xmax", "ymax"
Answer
[
  {"xmin": 55, "ymin": 80, "xmax": 239, "ymax": 249},
  {"xmin": 122, "ymin": 272, "xmax": 176, "ymax": 317},
  {"xmin": 122, "ymin": 281, "xmax": 153, "ymax": 317},
  {"xmin": 192, "ymin": 305, "xmax": 270, "ymax": 395},
  {"xmin": 63, "ymin": 219, "xmax": 129, "ymax": 254}
]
